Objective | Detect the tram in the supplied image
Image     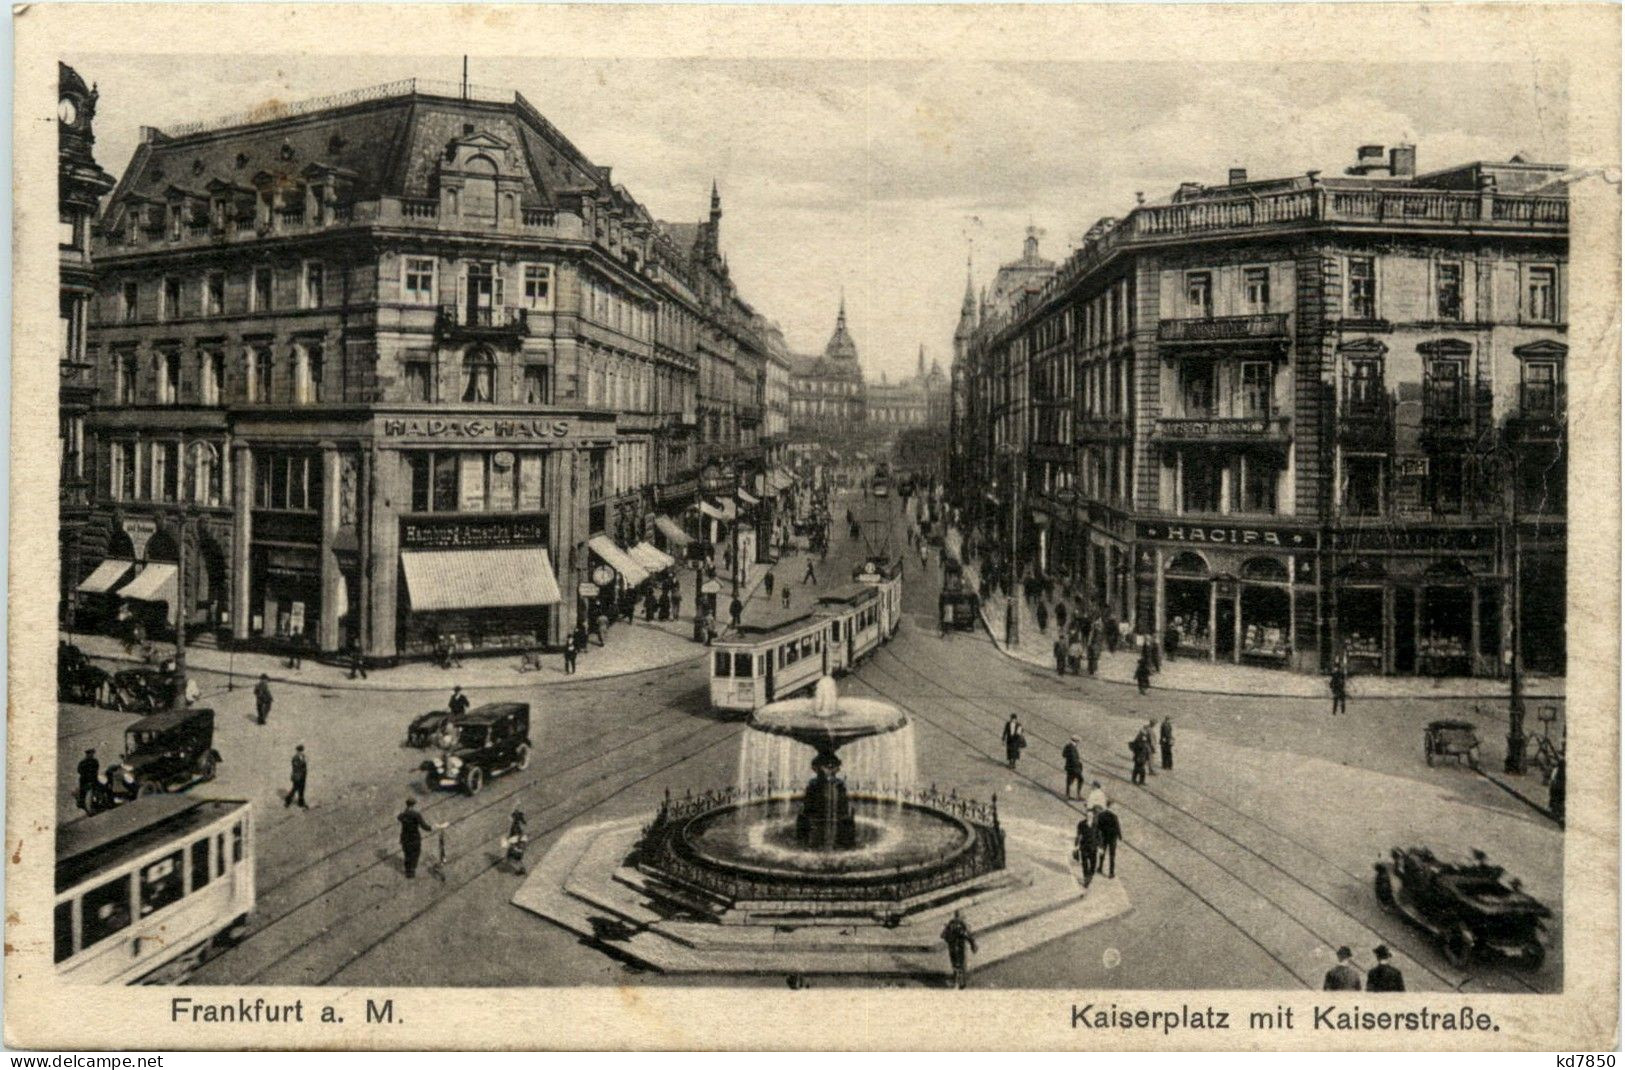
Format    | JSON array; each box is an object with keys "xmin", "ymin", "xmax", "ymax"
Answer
[
  {"xmin": 815, "ymin": 585, "xmax": 884, "ymax": 671},
  {"xmin": 56, "ymin": 796, "xmax": 254, "ymax": 984},
  {"xmin": 853, "ymin": 557, "xmax": 904, "ymax": 639},
  {"xmin": 709, "ymin": 614, "xmax": 832, "ymax": 712}
]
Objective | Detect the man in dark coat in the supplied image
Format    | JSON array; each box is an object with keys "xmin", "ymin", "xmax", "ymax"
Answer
[
  {"xmin": 573, "ymin": 620, "xmax": 590, "ymax": 655},
  {"xmin": 76, "ymin": 748, "xmax": 100, "ymax": 810},
  {"xmin": 1061, "ymin": 736, "xmax": 1084, "ymax": 798},
  {"xmin": 1075, "ymin": 813, "xmax": 1099, "ymax": 887},
  {"xmin": 398, "ymin": 799, "xmax": 442, "ymax": 879},
  {"xmin": 1002, "ymin": 715, "xmax": 1026, "ymax": 770},
  {"xmin": 803, "ymin": 559, "xmax": 818, "ymax": 585},
  {"xmin": 729, "ymin": 596, "xmax": 744, "ymax": 630},
  {"xmin": 1159, "ymin": 718, "xmax": 1174, "ymax": 770},
  {"xmin": 1329, "ymin": 665, "xmax": 1348, "ymax": 716},
  {"xmin": 1323, "ymin": 946, "xmax": 1363, "ymax": 990},
  {"xmin": 1365, "ymin": 945, "xmax": 1405, "ymax": 992},
  {"xmin": 764, "ymin": 571, "xmax": 775, "ymax": 600},
  {"xmin": 1135, "ymin": 651, "xmax": 1153, "ymax": 695},
  {"xmin": 285, "ymin": 745, "xmax": 308, "ymax": 809},
  {"xmin": 1094, "ymin": 803, "xmax": 1122, "ymax": 878},
  {"xmin": 1054, "ymin": 601, "xmax": 1068, "ymax": 635},
  {"xmin": 562, "ymin": 634, "xmax": 577, "ymax": 674},
  {"xmin": 448, "ymin": 685, "xmax": 470, "ymax": 717},
  {"xmin": 1053, "ymin": 637, "xmax": 1067, "ymax": 676},
  {"xmin": 1140, "ymin": 721, "xmax": 1159, "ymax": 776},
  {"xmin": 1130, "ymin": 734, "xmax": 1149, "ymax": 785},
  {"xmin": 940, "ymin": 910, "xmax": 977, "ymax": 989},
  {"xmin": 1035, "ymin": 600, "xmax": 1048, "ymax": 633},
  {"xmin": 254, "ymin": 674, "xmax": 273, "ymax": 725}
]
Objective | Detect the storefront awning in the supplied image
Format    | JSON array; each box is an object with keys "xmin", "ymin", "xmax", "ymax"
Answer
[
  {"xmin": 77, "ymin": 559, "xmax": 135, "ymax": 594},
  {"xmin": 655, "ymin": 515, "xmax": 693, "ymax": 547},
  {"xmin": 699, "ymin": 500, "xmax": 735, "ymax": 522},
  {"xmin": 737, "ymin": 489, "xmax": 760, "ymax": 506},
  {"xmin": 629, "ymin": 542, "xmax": 677, "ymax": 573},
  {"xmin": 118, "ymin": 562, "xmax": 178, "ymax": 603},
  {"xmin": 401, "ymin": 548, "xmax": 562, "ymax": 612},
  {"xmin": 588, "ymin": 535, "xmax": 651, "ymax": 587}
]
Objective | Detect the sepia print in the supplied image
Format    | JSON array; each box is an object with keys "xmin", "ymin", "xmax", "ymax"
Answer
[{"xmin": 9, "ymin": 2, "xmax": 1621, "ymax": 1051}]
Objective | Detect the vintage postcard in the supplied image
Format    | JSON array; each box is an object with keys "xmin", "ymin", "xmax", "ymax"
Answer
[{"xmin": 8, "ymin": 1, "xmax": 1620, "ymax": 1052}]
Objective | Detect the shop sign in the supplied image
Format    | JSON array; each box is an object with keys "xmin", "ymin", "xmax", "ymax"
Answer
[
  {"xmin": 700, "ymin": 578, "xmax": 722, "ymax": 595},
  {"xmin": 254, "ymin": 510, "xmax": 321, "ymax": 545},
  {"xmin": 578, "ymin": 582, "xmax": 599, "ymax": 598},
  {"xmin": 400, "ymin": 515, "xmax": 550, "ymax": 550},
  {"xmin": 381, "ymin": 417, "xmax": 579, "ymax": 440},
  {"xmin": 1324, "ymin": 527, "xmax": 1494, "ymax": 553},
  {"xmin": 121, "ymin": 518, "xmax": 158, "ymax": 559},
  {"xmin": 1394, "ymin": 457, "xmax": 1429, "ymax": 479},
  {"xmin": 1136, "ymin": 520, "xmax": 1317, "ymax": 549}
]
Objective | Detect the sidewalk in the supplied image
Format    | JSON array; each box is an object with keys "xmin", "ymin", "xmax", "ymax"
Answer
[{"xmin": 951, "ymin": 529, "xmax": 1565, "ymax": 702}]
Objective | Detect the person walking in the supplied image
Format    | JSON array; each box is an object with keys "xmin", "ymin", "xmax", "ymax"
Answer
[
  {"xmin": 940, "ymin": 910, "xmax": 977, "ymax": 989},
  {"xmin": 573, "ymin": 619, "xmax": 590, "ymax": 656},
  {"xmin": 782, "ymin": 586, "xmax": 792, "ymax": 610},
  {"xmin": 671, "ymin": 587, "xmax": 684, "ymax": 621},
  {"xmin": 802, "ymin": 559, "xmax": 818, "ymax": 585},
  {"xmin": 1074, "ymin": 812, "xmax": 1099, "ymax": 888},
  {"xmin": 1062, "ymin": 736, "xmax": 1084, "ymax": 798},
  {"xmin": 1365, "ymin": 945, "xmax": 1405, "ymax": 992},
  {"xmin": 1095, "ymin": 802, "xmax": 1122, "ymax": 879},
  {"xmin": 397, "ymin": 799, "xmax": 444, "ymax": 880},
  {"xmin": 1134, "ymin": 651, "xmax": 1153, "ymax": 695},
  {"xmin": 503, "ymin": 809, "xmax": 531, "ymax": 875},
  {"xmin": 1140, "ymin": 720, "xmax": 1159, "ymax": 776},
  {"xmin": 562, "ymin": 633, "xmax": 578, "ymax": 674},
  {"xmin": 1323, "ymin": 946, "xmax": 1363, "ymax": 990},
  {"xmin": 1053, "ymin": 637, "xmax": 1067, "ymax": 676},
  {"xmin": 593, "ymin": 607, "xmax": 609, "ymax": 646},
  {"xmin": 1329, "ymin": 664, "xmax": 1348, "ymax": 716},
  {"xmin": 1035, "ymin": 601, "xmax": 1049, "ymax": 634},
  {"xmin": 1002, "ymin": 715, "xmax": 1026, "ymax": 771},
  {"xmin": 285, "ymin": 745, "xmax": 308, "ymax": 809},
  {"xmin": 254, "ymin": 674, "xmax": 273, "ymax": 725},
  {"xmin": 1130, "ymin": 734, "xmax": 1149, "ymax": 786},
  {"xmin": 644, "ymin": 589, "xmax": 657, "ymax": 622},
  {"xmin": 448, "ymin": 685, "xmax": 470, "ymax": 717},
  {"xmin": 764, "ymin": 571, "xmax": 775, "ymax": 601},
  {"xmin": 1068, "ymin": 635, "xmax": 1084, "ymax": 676},
  {"xmin": 1086, "ymin": 634, "xmax": 1101, "ymax": 676},
  {"xmin": 76, "ymin": 748, "xmax": 100, "ymax": 811},
  {"xmin": 729, "ymin": 596, "xmax": 744, "ymax": 630},
  {"xmin": 1054, "ymin": 601, "xmax": 1068, "ymax": 636},
  {"xmin": 1159, "ymin": 717, "xmax": 1174, "ymax": 770}
]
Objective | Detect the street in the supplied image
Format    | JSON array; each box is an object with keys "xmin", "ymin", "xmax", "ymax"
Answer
[{"xmin": 58, "ymin": 490, "xmax": 1563, "ymax": 991}]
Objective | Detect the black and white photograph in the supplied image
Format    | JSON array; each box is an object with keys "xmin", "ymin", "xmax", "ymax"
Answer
[{"xmin": 9, "ymin": 1, "xmax": 1620, "ymax": 1053}]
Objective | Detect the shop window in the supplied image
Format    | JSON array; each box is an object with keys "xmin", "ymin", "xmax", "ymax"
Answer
[
  {"xmin": 1342, "ymin": 454, "xmax": 1384, "ymax": 516},
  {"xmin": 461, "ymin": 347, "xmax": 495, "ymax": 403},
  {"xmin": 1423, "ymin": 358, "xmax": 1466, "ymax": 420},
  {"xmin": 1478, "ymin": 586, "xmax": 1502, "ymax": 657},
  {"xmin": 522, "ymin": 364, "xmax": 550, "ymax": 405},
  {"xmin": 1525, "ymin": 265, "xmax": 1557, "ymax": 323},
  {"xmin": 1235, "ymin": 455, "xmax": 1278, "ymax": 514},
  {"xmin": 404, "ymin": 360, "xmax": 434, "ymax": 403},
  {"xmin": 1346, "ymin": 257, "xmax": 1376, "ymax": 319},
  {"xmin": 1429, "ymin": 454, "xmax": 1465, "ymax": 514},
  {"xmin": 408, "ymin": 454, "xmax": 431, "ymax": 512},
  {"xmin": 1436, "ymin": 262, "xmax": 1463, "ymax": 320},
  {"xmin": 1240, "ymin": 362, "xmax": 1272, "ymax": 417},
  {"xmin": 1185, "ymin": 271, "xmax": 1212, "ymax": 318},
  {"xmin": 1181, "ymin": 452, "xmax": 1223, "ymax": 514},
  {"xmin": 432, "ymin": 454, "xmax": 458, "ymax": 512},
  {"xmin": 403, "ymin": 257, "xmax": 436, "ymax": 304},
  {"xmin": 80, "ymin": 874, "xmax": 131, "ymax": 950}
]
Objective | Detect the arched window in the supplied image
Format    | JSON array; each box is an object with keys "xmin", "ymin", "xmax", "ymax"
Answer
[
  {"xmin": 461, "ymin": 346, "xmax": 496, "ymax": 403},
  {"xmin": 1240, "ymin": 556, "xmax": 1289, "ymax": 583},
  {"xmin": 1166, "ymin": 551, "xmax": 1210, "ymax": 577},
  {"xmin": 463, "ymin": 155, "xmax": 498, "ymax": 221}
]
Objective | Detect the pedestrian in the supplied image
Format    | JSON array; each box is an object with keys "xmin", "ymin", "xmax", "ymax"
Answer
[
  {"xmin": 1068, "ymin": 636, "xmax": 1084, "ymax": 676},
  {"xmin": 1147, "ymin": 632, "xmax": 1163, "ymax": 674},
  {"xmin": 1086, "ymin": 780, "xmax": 1107, "ymax": 811},
  {"xmin": 1086, "ymin": 636, "xmax": 1101, "ymax": 676},
  {"xmin": 1160, "ymin": 717, "xmax": 1174, "ymax": 770},
  {"xmin": 1329, "ymin": 664, "xmax": 1348, "ymax": 716},
  {"xmin": 1323, "ymin": 946, "xmax": 1363, "ymax": 990},
  {"xmin": 1055, "ymin": 601, "xmax": 1068, "ymax": 635},
  {"xmin": 1103, "ymin": 612, "xmax": 1119, "ymax": 653},
  {"xmin": 594, "ymin": 608, "xmax": 608, "ymax": 646},
  {"xmin": 254, "ymin": 674, "xmax": 273, "ymax": 725},
  {"xmin": 1130, "ymin": 735, "xmax": 1149, "ymax": 786},
  {"xmin": 729, "ymin": 596, "xmax": 744, "ymax": 630},
  {"xmin": 1053, "ymin": 637, "xmax": 1067, "ymax": 676},
  {"xmin": 503, "ymin": 809, "xmax": 531, "ymax": 875},
  {"xmin": 918, "ymin": 542, "xmax": 929, "ymax": 569},
  {"xmin": 1135, "ymin": 651, "xmax": 1153, "ymax": 695},
  {"xmin": 782, "ymin": 586, "xmax": 792, "ymax": 610},
  {"xmin": 764, "ymin": 571, "xmax": 776, "ymax": 600},
  {"xmin": 348, "ymin": 647, "xmax": 369, "ymax": 681},
  {"xmin": 397, "ymin": 799, "xmax": 444, "ymax": 880},
  {"xmin": 563, "ymin": 633, "xmax": 578, "ymax": 674},
  {"xmin": 671, "ymin": 588, "xmax": 684, "ymax": 621},
  {"xmin": 658, "ymin": 590, "xmax": 671, "ymax": 621},
  {"xmin": 1062, "ymin": 736, "xmax": 1084, "ymax": 798},
  {"xmin": 443, "ymin": 633, "xmax": 462, "ymax": 668},
  {"xmin": 1141, "ymin": 720, "xmax": 1159, "ymax": 776},
  {"xmin": 803, "ymin": 559, "xmax": 817, "ymax": 585},
  {"xmin": 1075, "ymin": 811, "xmax": 1099, "ymax": 887},
  {"xmin": 1365, "ymin": 945, "xmax": 1405, "ymax": 992},
  {"xmin": 285, "ymin": 744, "xmax": 308, "ymax": 809},
  {"xmin": 573, "ymin": 620, "xmax": 590, "ymax": 655},
  {"xmin": 1002, "ymin": 715, "xmax": 1026, "ymax": 771},
  {"xmin": 76, "ymin": 748, "xmax": 99, "ymax": 811},
  {"xmin": 448, "ymin": 685, "xmax": 470, "ymax": 717},
  {"xmin": 644, "ymin": 589, "xmax": 657, "ymax": 621},
  {"xmin": 1095, "ymin": 802, "xmax": 1121, "ymax": 879},
  {"xmin": 1165, "ymin": 617, "xmax": 1183, "ymax": 659},
  {"xmin": 1035, "ymin": 601, "xmax": 1049, "ymax": 633},
  {"xmin": 940, "ymin": 910, "xmax": 977, "ymax": 989}
]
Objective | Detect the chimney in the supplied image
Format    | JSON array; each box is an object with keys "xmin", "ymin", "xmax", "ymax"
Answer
[
  {"xmin": 1389, "ymin": 144, "xmax": 1416, "ymax": 179},
  {"xmin": 1176, "ymin": 181, "xmax": 1203, "ymax": 202},
  {"xmin": 1346, "ymin": 144, "xmax": 1390, "ymax": 178},
  {"xmin": 1228, "ymin": 167, "xmax": 1248, "ymax": 186}
]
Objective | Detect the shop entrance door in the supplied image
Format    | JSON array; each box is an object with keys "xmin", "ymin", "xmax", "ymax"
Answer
[
  {"xmin": 1216, "ymin": 597, "xmax": 1237, "ymax": 661},
  {"xmin": 1394, "ymin": 588, "xmax": 1416, "ymax": 674}
]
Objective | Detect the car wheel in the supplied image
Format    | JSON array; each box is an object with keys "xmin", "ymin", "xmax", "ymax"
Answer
[
  {"xmin": 515, "ymin": 744, "xmax": 531, "ymax": 771},
  {"xmin": 1374, "ymin": 868, "xmax": 1396, "ymax": 910},
  {"xmin": 1443, "ymin": 923, "xmax": 1475, "ymax": 968},
  {"xmin": 463, "ymin": 767, "xmax": 484, "ymax": 795},
  {"xmin": 137, "ymin": 781, "xmax": 164, "ymax": 797}
]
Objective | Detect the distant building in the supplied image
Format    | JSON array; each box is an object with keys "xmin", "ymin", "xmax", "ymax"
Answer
[{"xmin": 789, "ymin": 297, "xmax": 866, "ymax": 436}]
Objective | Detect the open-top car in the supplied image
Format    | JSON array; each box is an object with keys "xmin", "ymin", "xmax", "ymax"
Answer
[
  {"xmin": 1374, "ymin": 845, "xmax": 1551, "ymax": 969},
  {"xmin": 419, "ymin": 702, "xmax": 533, "ymax": 795},
  {"xmin": 85, "ymin": 708, "xmax": 222, "ymax": 813},
  {"xmin": 1424, "ymin": 719, "xmax": 1481, "ymax": 769},
  {"xmin": 405, "ymin": 708, "xmax": 455, "ymax": 748}
]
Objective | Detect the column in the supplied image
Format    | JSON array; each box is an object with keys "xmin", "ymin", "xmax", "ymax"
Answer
[
  {"xmin": 368, "ymin": 447, "xmax": 400, "ymax": 657},
  {"xmin": 231, "ymin": 445, "xmax": 253, "ymax": 641},
  {"xmin": 1208, "ymin": 578, "xmax": 1218, "ymax": 662},
  {"xmin": 1470, "ymin": 585, "xmax": 1482, "ymax": 675},
  {"xmin": 318, "ymin": 445, "xmax": 341, "ymax": 652},
  {"xmin": 1152, "ymin": 548, "xmax": 1165, "ymax": 646},
  {"xmin": 1232, "ymin": 585, "xmax": 1242, "ymax": 664}
]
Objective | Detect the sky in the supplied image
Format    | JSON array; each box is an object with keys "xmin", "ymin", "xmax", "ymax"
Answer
[{"xmin": 68, "ymin": 54, "xmax": 1568, "ymax": 384}]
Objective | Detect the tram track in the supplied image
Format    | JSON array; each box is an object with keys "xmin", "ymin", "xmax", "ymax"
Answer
[{"xmin": 854, "ymin": 635, "xmax": 1551, "ymax": 994}]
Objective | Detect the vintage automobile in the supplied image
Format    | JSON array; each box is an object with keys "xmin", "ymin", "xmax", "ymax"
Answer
[
  {"xmin": 1424, "ymin": 719, "xmax": 1481, "ymax": 769},
  {"xmin": 108, "ymin": 665, "xmax": 179, "ymax": 713},
  {"xmin": 1374, "ymin": 845, "xmax": 1551, "ymax": 969},
  {"xmin": 419, "ymin": 702, "xmax": 533, "ymax": 795},
  {"xmin": 58, "ymin": 643, "xmax": 113, "ymax": 706},
  {"xmin": 405, "ymin": 708, "xmax": 455, "ymax": 748},
  {"xmin": 84, "ymin": 708, "xmax": 222, "ymax": 813}
]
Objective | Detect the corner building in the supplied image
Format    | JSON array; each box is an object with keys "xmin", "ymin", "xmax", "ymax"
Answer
[
  {"xmin": 83, "ymin": 80, "xmax": 775, "ymax": 662},
  {"xmin": 953, "ymin": 146, "xmax": 1568, "ymax": 677}
]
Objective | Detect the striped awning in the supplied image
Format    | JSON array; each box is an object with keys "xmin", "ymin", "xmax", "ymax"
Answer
[
  {"xmin": 77, "ymin": 559, "xmax": 134, "ymax": 594},
  {"xmin": 654, "ymin": 515, "xmax": 693, "ymax": 547},
  {"xmin": 588, "ymin": 535, "xmax": 650, "ymax": 586},
  {"xmin": 629, "ymin": 542, "xmax": 677, "ymax": 572},
  {"xmin": 401, "ymin": 548, "xmax": 562, "ymax": 612},
  {"xmin": 118, "ymin": 562, "xmax": 177, "ymax": 603}
]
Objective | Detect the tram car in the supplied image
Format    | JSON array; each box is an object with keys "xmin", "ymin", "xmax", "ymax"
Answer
[
  {"xmin": 709, "ymin": 614, "xmax": 832, "ymax": 712},
  {"xmin": 853, "ymin": 557, "xmax": 904, "ymax": 638},
  {"xmin": 816, "ymin": 585, "xmax": 884, "ymax": 671},
  {"xmin": 55, "ymin": 796, "xmax": 254, "ymax": 984}
]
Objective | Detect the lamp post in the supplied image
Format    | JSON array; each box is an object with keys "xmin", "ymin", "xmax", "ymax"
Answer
[{"xmin": 1482, "ymin": 442, "xmax": 1526, "ymax": 774}]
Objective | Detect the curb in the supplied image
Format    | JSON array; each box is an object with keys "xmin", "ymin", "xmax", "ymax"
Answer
[{"xmin": 1476, "ymin": 768, "xmax": 1564, "ymax": 826}]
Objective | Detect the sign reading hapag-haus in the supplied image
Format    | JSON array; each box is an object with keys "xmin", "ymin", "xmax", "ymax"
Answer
[{"xmin": 381, "ymin": 416, "xmax": 602, "ymax": 441}]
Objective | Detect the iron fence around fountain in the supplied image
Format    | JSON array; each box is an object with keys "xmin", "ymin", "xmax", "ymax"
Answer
[{"xmin": 649, "ymin": 782, "xmax": 1000, "ymax": 830}]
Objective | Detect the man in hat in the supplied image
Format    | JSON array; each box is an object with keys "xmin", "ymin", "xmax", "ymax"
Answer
[
  {"xmin": 1061, "ymin": 736, "xmax": 1084, "ymax": 798},
  {"xmin": 1160, "ymin": 717, "xmax": 1175, "ymax": 770},
  {"xmin": 448, "ymin": 685, "xmax": 470, "ymax": 718},
  {"xmin": 1094, "ymin": 802, "xmax": 1122, "ymax": 879},
  {"xmin": 398, "ymin": 799, "xmax": 444, "ymax": 880},
  {"xmin": 254, "ymin": 674, "xmax": 273, "ymax": 725},
  {"xmin": 285, "ymin": 744, "xmax": 308, "ymax": 809},
  {"xmin": 1366, "ymin": 946, "xmax": 1405, "ymax": 992},
  {"xmin": 940, "ymin": 910, "xmax": 977, "ymax": 989},
  {"xmin": 1074, "ymin": 811, "xmax": 1099, "ymax": 888},
  {"xmin": 76, "ymin": 748, "xmax": 100, "ymax": 811},
  {"xmin": 1141, "ymin": 720, "xmax": 1160, "ymax": 776},
  {"xmin": 1323, "ymin": 946, "xmax": 1363, "ymax": 990}
]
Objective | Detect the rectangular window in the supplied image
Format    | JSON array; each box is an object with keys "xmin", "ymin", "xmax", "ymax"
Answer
[
  {"xmin": 81, "ymin": 874, "xmax": 131, "ymax": 950},
  {"xmin": 1436, "ymin": 262, "xmax": 1463, "ymax": 320},
  {"xmin": 522, "ymin": 264, "xmax": 553, "ymax": 310},
  {"xmin": 1526, "ymin": 265, "xmax": 1557, "ymax": 323},
  {"xmin": 1240, "ymin": 362, "xmax": 1272, "ymax": 418},
  {"xmin": 1424, "ymin": 359, "xmax": 1466, "ymax": 420},
  {"xmin": 1182, "ymin": 451, "xmax": 1223, "ymax": 513},
  {"xmin": 150, "ymin": 441, "xmax": 178, "ymax": 501},
  {"xmin": 408, "ymin": 454, "xmax": 431, "ymax": 512},
  {"xmin": 254, "ymin": 451, "xmax": 322, "ymax": 512},
  {"xmin": 1236, "ymin": 456, "xmax": 1278, "ymax": 514},
  {"xmin": 302, "ymin": 261, "xmax": 325, "ymax": 309},
  {"xmin": 252, "ymin": 268, "xmax": 273, "ymax": 312},
  {"xmin": 1346, "ymin": 257, "xmax": 1376, "ymax": 319},
  {"xmin": 404, "ymin": 360, "xmax": 433, "ymax": 403},
  {"xmin": 155, "ymin": 351, "xmax": 180, "ymax": 405},
  {"xmin": 114, "ymin": 349, "xmax": 138, "ymax": 404},
  {"xmin": 714, "ymin": 651, "xmax": 731, "ymax": 677},
  {"xmin": 733, "ymin": 652, "xmax": 752, "ymax": 677},
  {"xmin": 294, "ymin": 342, "xmax": 323, "ymax": 404},
  {"xmin": 1521, "ymin": 361, "xmax": 1559, "ymax": 415},
  {"xmin": 1243, "ymin": 267, "xmax": 1270, "ymax": 310},
  {"xmin": 518, "ymin": 455, "xmax": 544, "ymax": 511},
  {"xmin": 122, "ymin": 281, "xmax": 140, "ymax": 323},
  {"xmin": 109, "ymin": 441, "xmax": 134, "ymax": 501},
  {"xmin": 1343, "ymin": 454, "xmax": 1384, "ymax": 516},
  {"xmin": 247, "ymin": 345, "xmax": 272, "ymax": 403},
  {"xmin": 1346, "ymin": 357, "xmax": 1384, "ymax": 415},
  {"xmin": 1179, "ymin": 362, "xmax": 1215, "ymax": 417},
  {"xmin": 54, "ymin": 900, "xmax": 73, "ymax": 964},
  {"xmin": 161, "ymin": 276, "xmax": 182, "ymax": 321},
  {"xmin": 200, "ymin": 349, "xmax": 224, "ymax": 406},
  {"xmin": 404, "ymin": 257, "xmax": 436, "ymax": 304},
  {"xmin": 191, "ymin": 838, "xmax": 211, "ymax": 892},
  {"xmin": 432, "ymin": 453, "xmax": 458, "ymax": 512},
  {"xmin": 1185, "ymin": 271, "xmax": 1212, "ymax": 318},
  {"xmin": 522, "ymin": 364, "xmax": 550, "ymax": 405},
  {"xmin": 458, "ymin": 453, "xmax": 487, "ymax": 512},
  {"xmin": 205, "ymin": 272, "xmax": 226, "ymax": 316}
]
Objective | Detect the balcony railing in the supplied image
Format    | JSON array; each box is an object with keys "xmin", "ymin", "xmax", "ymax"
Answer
[
  {"xmin": 1158, "ymin": 313, "xmax": 1290, "ymax": 344},
  {"xmin": 400, "ymin": 198, "xmax": 439, "ymax": 220},
  {"xmin": 1151, "ymin": 414, "xmax": 1292, "ymax": 444},
  {"xmin": 436, "ymin": 304, "xmax": 529, "ymax": 338}
]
